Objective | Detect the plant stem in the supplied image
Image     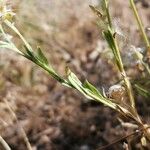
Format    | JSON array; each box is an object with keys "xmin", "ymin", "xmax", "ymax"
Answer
[
  {"xmin": 4, "ymin": 99, "xmax": 32, "ymax": 150},
  {"xmin": 143, "ymin": 62, "xmax": 150, "ymax": 75},
  {"xmin": 104, "ymin": 0, "xmax": 136, "ymax": 109},
  {"xmin": 114, "ymin": 37, "xmax": 135, "ymax": 108},
  {"xmin": 129, "ymin": 0, "xmax": 150, "ymax": 48},
  {"xmin": 122, "ymin": 71, "xmax": 135, "ymax": 108},
  {"xmin": 0, "ymin": 136, "xmax": 11, "ymax": 150},
  {"xmin": 104, "ymin": 0, "xmax": 112, "ymax": 28}
]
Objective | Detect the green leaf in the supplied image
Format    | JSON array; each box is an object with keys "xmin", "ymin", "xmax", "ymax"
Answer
[
  {"xmin": 23, "ymin": 45, "xmax": 36, "ymax": 62},
  {"xmin": 37, "ymin": 47, "xmax": 48, "ymax": 65},
  {"xmin": 67, "ymin": 69, "xmax": 118, "ymax": 110},
  {"xmin": 67, "ymin": 69, "xmax": 90, "ymax": 98},
  {"xmin": 103, "ymin": 29, "xmax": 122, "ymax": 71},
  {"xmin": 83, "ymin": 80, "xmax": 103, "ymax": 98},
  {"xmin": 135, "ymin": 84, "xmax": 150, "ymax": 98}
]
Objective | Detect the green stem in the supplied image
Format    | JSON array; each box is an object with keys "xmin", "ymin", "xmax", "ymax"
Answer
[
  {"xmin": 113, "ymin": 38, "xmax": 124, "ymax": 72},
  {"xmin": 104, "ymin": 0, "xmax": 136, "ymax": 109},
  {"xmin": 122, "ymin": 71, "xmax": 135, "ymax": 108},
  {"xmin": 104, "ymin": 0, "xmax": 112, "ymax": 28},
  {"xmin": 114, "ymin": 37, "xmax": 135, "ymax": 108},
  {"xmin": 129, "ymin": 0, "xmax": 150, "ymax": 48},
  {"xmin": 142, "ymin": 62, "xmax": 150, "ymax": 75}
]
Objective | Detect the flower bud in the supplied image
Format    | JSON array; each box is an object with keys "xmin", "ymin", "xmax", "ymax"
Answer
[{"xmin": 108, "ymin": 84, "xmax": 126, "ymax": 103}]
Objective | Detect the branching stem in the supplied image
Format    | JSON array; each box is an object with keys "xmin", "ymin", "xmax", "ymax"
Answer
[
  {"xmin": 114, "ymin": 37, "xmax": 135, "ymax": 109},
  {"xmin": 104, "ymin": 0, "xmax": 136, "ymax": 109}
]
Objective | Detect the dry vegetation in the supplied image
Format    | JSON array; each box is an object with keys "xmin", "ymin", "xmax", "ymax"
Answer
[{"xmin": 0, "ymin": 0, "xmax": 150, "ymax": 150}]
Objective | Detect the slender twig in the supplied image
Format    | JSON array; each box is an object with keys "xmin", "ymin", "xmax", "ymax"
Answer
[
  {"xmin": 3, "ymin": 99, "xmax": 32, "ymax": 150},
  {"xmin": 0, "ymin": 136, "xmax": 11, "ymax": 150},
  {"xmin": 129, "ymin": 0, "xmax": 150, "ymax": 48},
  {"xmin": 96, "ymin": 128, "xmax": 143, "ymax": 150}
]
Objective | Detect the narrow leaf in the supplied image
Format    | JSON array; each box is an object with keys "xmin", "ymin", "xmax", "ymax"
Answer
[
  {"xmin": 89, "ymin": 5, "xmax": 103, "ymax": 18},
  {"xmin": 23, "ymin": 45, "xmax": 36, "ymax": 62},
  {"xmin": 37, "ymin": 47, "xmax": 48, "ymax": 65},
  {"xmin": 4, "ymin": 20, "xmax": 33, "ymax": 52},
  {"xmin": 67, "ymin": 70, "xmax": 90, "ymax": 98},
  {"xmin": 83, "ymin": 80, "xmax": 103, "ymax": 98},
  {"xmin": 103, "ymin": 29, "xmax": 122, "ymax": 71},
  {"xmin": 135, "ymin": 84, "xmax": 150, "ymax": 98}
]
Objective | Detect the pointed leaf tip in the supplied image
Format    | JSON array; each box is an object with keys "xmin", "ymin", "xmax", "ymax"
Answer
[
  {"xmin": 83, "ymin": 80, "xmax": 103, "ymax": 98},
  {"xmin": 37, "ymin": 47, "xmax": 48, "ymax": 65},
  {"xmin": 89, "ymin": 5, "xmax": 103, "ymax": 18}
]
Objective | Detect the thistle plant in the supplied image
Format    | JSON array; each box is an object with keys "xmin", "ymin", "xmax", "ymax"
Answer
[{"xmin": 0, "ymin": 0, "xmax": 150, "ymax": 149}]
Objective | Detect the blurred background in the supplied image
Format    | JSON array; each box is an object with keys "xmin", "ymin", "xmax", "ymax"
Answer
[{"xmin": 0, "ymin": 0, "xmax": 150, "ymax": 149}]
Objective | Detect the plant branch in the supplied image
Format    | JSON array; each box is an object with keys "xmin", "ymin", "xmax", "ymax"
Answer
[{"xmin": 103, "ymin": 1, "xmax": 136, "ymax": 110}]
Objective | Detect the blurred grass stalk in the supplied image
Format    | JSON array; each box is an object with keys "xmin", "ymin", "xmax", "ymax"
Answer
[
  {"xmin": 3, "ymin": 99, "xmax": 33, "ymax": 150},
  {"xmin": 0, "ymin": 136, "xmax": 11, "ymax": 150},
  {"xmin": 129, "ymin": 0, "xmax": 150, "ymax": 48}
]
